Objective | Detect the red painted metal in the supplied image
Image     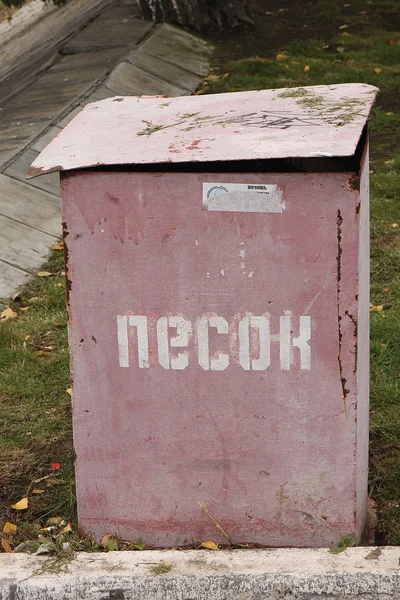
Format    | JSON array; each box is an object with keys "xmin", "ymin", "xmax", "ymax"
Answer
[{"xmin": 30, "ymin": 85, "xmax": 374, "ymax": 547}]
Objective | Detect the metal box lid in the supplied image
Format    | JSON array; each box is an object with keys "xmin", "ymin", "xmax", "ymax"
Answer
[{"xmin": 27, "ymin": 83, "xmax": 377, "ymax": 177}]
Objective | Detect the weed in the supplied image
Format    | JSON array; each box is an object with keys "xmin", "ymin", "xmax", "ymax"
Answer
[{"xmin": 149, "ymin": 561, "xmax": 173, "ymax": 575}]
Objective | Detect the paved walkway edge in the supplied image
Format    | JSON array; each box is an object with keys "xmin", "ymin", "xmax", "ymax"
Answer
[
  {"xmin": 1, "ymin": 548, "xmax": 399, "ymax": 599},
  {"xmin": 0, "ymin": 0, "xmax": 113, "ymax": 103}
]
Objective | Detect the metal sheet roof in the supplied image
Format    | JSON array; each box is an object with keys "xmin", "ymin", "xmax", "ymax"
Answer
[{"xmin": 27, "ymin": 83, "xmax": 377, "ymax": 177}]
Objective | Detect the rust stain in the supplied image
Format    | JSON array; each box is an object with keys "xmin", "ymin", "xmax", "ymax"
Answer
[
  {"xmin": 187, "ymin": 139, "xmax": 201, "ymax": 150},
  {"xmin": 355, "ymin": 201, "xmax": 361, "ymax": 222},
  {"xmin": 62, "ymin": 221, "xmax": 72, "ymax": 325},
  {"xmin": 105, "ymin": 192, "xmax": 119, "ymax": 205},
  {"xmin": 345, "ymin": 310, "xmax": 358, "ymax": 374},
  {"xmin": 168, "ymin": 143, "xmax": 182, "ymax": 154},
  {"xmin": 336, "ymin": 210, "xmax": 349, "ymax": 415},
  {"xmin": 348, "ymin": 173, "xmax": 360, "ymax": 192}
]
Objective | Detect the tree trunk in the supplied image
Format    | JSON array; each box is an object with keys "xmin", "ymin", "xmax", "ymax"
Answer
[{"xmin": 137, "ymin": 0, "xmax": 254, "ymax": 32}]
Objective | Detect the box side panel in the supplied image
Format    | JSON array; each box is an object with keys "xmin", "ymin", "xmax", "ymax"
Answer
[
  {"xmin": 61, "ymin": 170, "xmax": 361, "ymax": 547},
  {"xmin": 356, "ymin": 139, "xmax": 370, "ymax": 540}
]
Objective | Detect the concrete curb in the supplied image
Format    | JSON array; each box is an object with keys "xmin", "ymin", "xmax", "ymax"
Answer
[{"xmin": 1, "ymin": 548, "xmax": 399, "ymax": 599}]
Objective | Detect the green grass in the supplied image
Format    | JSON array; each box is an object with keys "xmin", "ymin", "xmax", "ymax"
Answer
[
  {"xmin": 0, "ymin": 251, "xmax": 76, "ymax": 544},
  {"xmin": 0, "ymin": 0, "xmax": 399, "ymax": 548}
]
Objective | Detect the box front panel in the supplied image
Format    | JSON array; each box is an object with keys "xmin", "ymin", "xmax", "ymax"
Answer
[{"xmin": 62, "ymin": 170, "xmax": 361, "ymax": 547}]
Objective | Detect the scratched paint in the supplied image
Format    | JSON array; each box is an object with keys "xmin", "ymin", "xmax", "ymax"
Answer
[
  {"xmin": 28, "ymin": 83, "xmax": 377, "ymax": 177},
  {"xmin": 59, "ymin": 166, "xmax": 368, "ymax": 548}
]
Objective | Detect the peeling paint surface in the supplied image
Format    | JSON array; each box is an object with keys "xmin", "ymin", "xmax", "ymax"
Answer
[
  {"xmin": 61, "ymin": 169, "xmax": 366, "ymax": 547},
  {"xmin": 28, "ymin": 83, "xmax": 377, "ymax": 177}
]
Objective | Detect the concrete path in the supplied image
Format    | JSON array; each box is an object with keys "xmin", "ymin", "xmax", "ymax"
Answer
[{"xmin": 0, "ymin": 2, "xmax": 213, "ymax": 299}]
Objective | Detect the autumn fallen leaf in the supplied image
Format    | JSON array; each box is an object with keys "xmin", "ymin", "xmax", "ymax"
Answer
[
  {"xmin": 204, "ymin": 74, "xmax": 220, "ymax": 83},
  {"xmin": 1, "ymin": 539, "xmax": 12, "ymax": 553},
  {"xmin": 3, "ymin": 522, "xmax": 17, "ymax": 534},
  {"xmin": 374, "ymin": 68, "xmax": 382, "ymax": 74},
  {"xmin": 370, "ymin": 304, "xmax": 383, "ymax": 312},
  {"xmin": 304, "ymin": 65, "xmax": 310, "ymax": 72},
  {"xmin": 0, "ymin": 307, "xmax": 18, "ymax": 321},
  {"xmin": 200, "ymin": 540, "xmax": 219, "ymax": 550},
  {"xmin": 37, "ymin": 271, "xmax": 53, "ymax": 277},
  {"xmin": 101, "ymin": 533, "xmax": 119, "ymax": 551},
  {"xmin": 11, "ymin": 497, "xmax": 28, "ymax": 510},
  {"xmin": 276, "ymin": 52, "xmax": 289, "ymax": 61}
]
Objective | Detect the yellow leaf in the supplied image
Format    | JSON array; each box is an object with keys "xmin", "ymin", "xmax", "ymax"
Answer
[
  {"xmin": 3, "ymin": 522, "xmax": 17, "ymax": 534},
  {"xmin": 304, "ymin": 65, "xmax": 310, "ymax": 72},
  {"xmin": 61, "ymin": 523, "xmax": 72, "ymax": 534},
  {"xmin": 11, "ymin": 292, "xmax": 21, "ymax": 301},
  {"xmin": 101, "ymin": 533, "xmax": 119, "ymax": 550},
  {"xmin": 66, "ymin": 388, "xmax": 72, "ymax": 396},
  {"xmin": 391, "ymin": 223, "xmax": 398, "ymax": 228},
  {"xmin": 370, "ymin": 304, "xmax": 383, "ymax": 312},
  {"xmin": 48, "ymin": 517, "xmax": 62, "ymax": 525},
  {"xmin": 1, "ymin": 307, "xmax": 18, "ymax": 321},
  {"xmin": 51, "ymin": 244, "xmax": 64, "ymax": 251},
  {"xmin": 385, "ymin": 112, "xmax": 394, "ymax": 116},
  {"xmin": 45, "ymin": 479, "xmax": 60, "ymax": 486},
  {"xmin": 374, "ymin": 68, "xmax": 382, "ymax": 74},
  {"xmin": 222, "ymin": 72, "xmax": 230, "ymax": 79},
  {"xmin": 339, "ymin": 24, "xmax": 348, "ymax": 29},
  {"xmin": 203, "ymin": 74, "xmax": 220, "ymax": 83},
  {"xmin": 11, "ymin": 497, "xmax": 28, "ymax": 510},
  {"xmin": 1, "ymin": 539, "xmax": 12, "ymax": 553},
  {"xmin": 37, "ymin": 271, "xmax": 53, "ymax": 277},
  {"xmin": 20, "ymin": 307, "xmax": 30, "ymax": 311},
  {"xmin": 276, "ymin": 52, "xmax": 289, "ymax": 61},
  {"xmin": 200, "ymin": 540, "xmax": 219, "ymax": 550},
  {"xmin": 32, "ymin": 489, "xmax": 46, "ymax": 495},
  {"xmin": 193, "ymin": 88, "xmax": 206, "ymax": 95},
  {"xmin": 265, "ymin": 11, "xmax": 273, "ymax": 14}
]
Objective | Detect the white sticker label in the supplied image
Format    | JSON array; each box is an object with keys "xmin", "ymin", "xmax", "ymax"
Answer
[{"xmin": 203, "ymin": 183, "xmax": 284, "ymax": 213}]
